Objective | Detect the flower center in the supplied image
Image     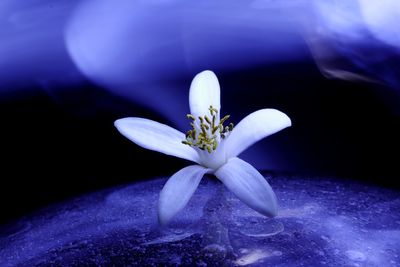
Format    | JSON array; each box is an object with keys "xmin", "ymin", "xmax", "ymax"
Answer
[{"xmin": 182, "ymin": 105, "xmax": 234, "ymax": 153}]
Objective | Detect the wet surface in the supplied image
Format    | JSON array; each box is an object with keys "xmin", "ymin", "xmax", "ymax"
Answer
[{"xmin": 1, "ymin": 175, "xmax": 399, "ymax": 266}]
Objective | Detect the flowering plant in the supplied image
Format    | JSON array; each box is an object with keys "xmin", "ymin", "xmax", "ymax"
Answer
[{"xmin": 115, "ymin": 71, "xmax": 291, "ymax": 225}]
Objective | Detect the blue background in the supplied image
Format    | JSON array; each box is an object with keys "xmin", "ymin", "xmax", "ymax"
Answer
[{"xmin": 0, "ymin": 0, "xmax": 399, "ymax": 224}]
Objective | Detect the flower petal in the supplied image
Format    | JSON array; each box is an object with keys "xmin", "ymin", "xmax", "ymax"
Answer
[
  {"xmin": 189, "ymin": 70, "xmax": 221, "ymax": 119},
  {"xmin": 225, "ymin": 109, "xmax": 291, "ymax": 158},
  {"xmin": 115, "ymin": 117, "xmax": 200, "ymax": 163},
  {"xmin": 159, "ymin": 165, "xmax": 210, "ymax": 225},
  {"xmin": 215, "ymin": 157, "xmax": 278, "ymax": 217}
]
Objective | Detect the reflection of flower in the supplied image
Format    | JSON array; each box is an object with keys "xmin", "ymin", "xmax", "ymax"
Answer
[{"xmin": 115, "ymin": 70, "xmax": 291, "ymax": 225}]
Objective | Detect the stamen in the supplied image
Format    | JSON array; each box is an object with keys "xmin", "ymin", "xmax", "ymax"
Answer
[
  {"xmin": 182, "ymin": 106, "xmax": 233, "ymax": 153},
  {"xmin": 219, "ymin": 115, "xmax": 230, "ymax": 125},
  {"xmin": 182, "ymin": 140, "xmax": 193, "ymax": 146},
  {"xmin": 186, "ymin": 114, "xmax": 196, "ymax": 120},
  {"xmin": 201, "ymin": 125, "xmax": 207, "ymax": 136},
  {"xmin": 212, "ymin": 126, "xmax": 219, "ymax": 134},
  {"xmin": 205, "ymin": 115, "xmax": 212, "ymax": 125},
  {"xmin": 212, "ymin": 115, "xmax": 216, "ymax": 129},
  {"xmin": 209, "ymin": 105, "xmax": 218, "ymax": 115}
]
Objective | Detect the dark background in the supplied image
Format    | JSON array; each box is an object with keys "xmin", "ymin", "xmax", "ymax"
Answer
[
  {"xmin": 1, "ymin": 62, "xmax": 399, "ymax": 225},
  {"xmin": 1, "ymin": 0, "xmax": 400, "ymax": 227}
]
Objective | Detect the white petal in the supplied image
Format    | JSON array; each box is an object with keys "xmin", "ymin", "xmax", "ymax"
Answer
[
  {"xmin": 215, "ymin": 157, "xmax": 278, "ymax": 217},
  {"xmin": 115, "ymin": 117, "xmax": 200, "ymax": 163},
  {"xmin": 189, "ymin": 70, "xmax": 221, "ymax": 119},
  {"xmin": 159, "ymin": 165, "xmax": 209, "ymax": 225},
  {"xmin": 225, "ymin": 109, "xmax": 291, "ymax": 158}
]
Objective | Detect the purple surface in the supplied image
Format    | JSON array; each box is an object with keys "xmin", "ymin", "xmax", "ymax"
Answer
[{"xmin": 1, "ymin": 175, "xmax": 399, "ymax": 266}]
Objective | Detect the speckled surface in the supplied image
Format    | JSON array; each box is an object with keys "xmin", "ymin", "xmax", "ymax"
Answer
[{"xmin": 1, "ymin": 175, "xmax": 399, "ymax": 266}]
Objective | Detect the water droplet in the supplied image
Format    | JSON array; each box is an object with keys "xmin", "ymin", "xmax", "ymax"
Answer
[{"xmin": 174, "ymin": 229, "xmax": 184, "ymax": 235}]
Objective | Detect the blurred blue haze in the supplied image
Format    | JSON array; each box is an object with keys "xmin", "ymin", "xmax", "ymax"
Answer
[{"xmin": 0, "ymin": 0, "xmax": 399, "ymax": 223}]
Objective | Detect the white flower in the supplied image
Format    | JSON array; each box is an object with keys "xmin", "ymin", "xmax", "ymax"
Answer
[{"xmin": 115, "ymin": 70, "xmax": 291, "ymax": 225}]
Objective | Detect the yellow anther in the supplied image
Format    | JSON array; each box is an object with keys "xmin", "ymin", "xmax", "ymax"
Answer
[
  {"xmin": 201, "ymin": 125, "xmax": 207, "ymax": 135},
  {"xmin": 209, "ymin": 105, "xmax": 218, "ymax": 115},
  {"xmin": 212, "ymin": 115, "xmax": 216, "ymax": 128},
  {"xmin": 205, "ymin": 115, "xmax": 212, "ymax": 125},
  {"xmin": 182, "ymin": 105, "xmax": 233, "ymax": 152},
  {"xmin": 182, "ymin": 140, "xmax": 193, "ymax": 146},
  {"xmin": 186, "ymin": 114, "xmax": 196, "ymax": 120},
  {"xmin": 219, "ymin": 115, "xmax": 230, "ymax": 125},
  {"xmin": 212, "ymin": 126, "xmax": 219, "ymax": 134}
]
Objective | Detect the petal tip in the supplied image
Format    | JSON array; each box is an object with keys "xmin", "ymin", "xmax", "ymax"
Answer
[
  {"xmin": 189, "ymin": 70, "xmax": 221, "ymax": 117},
  {"xmin": 196, "ymin": 69, "xmax": 216, "ymax": 78},
  {"xmin": 114, "ymin": 118, "xmax": 123, "ymax": 128},
  {"xmin": 283, "ymin": 113, "xmax": 292, "ymax": 128},
  {"xmin": 157, "ymin": 211, "xmax": 170, "ymax": 226},
  {"xmin": 258, "ymin": 197, "xmax": 278, "ymax": 218},
  {"xmin": 191, "ymin": 70, "xmax": 219, "ymax": 87},
  {"xmin": 266, "ymin": 188, "xmax": 279, "ymax": 217},
  {"xmin": 114, "ymin": 118, "xmax": 127, "ymax": 132},
  {"xmin": 270, "ymin": 109, "xmax": 292, "ymax": 128},
  {"xmin": 158, "ymin": 201, "xmax": 172, "ymax": 226},
  {"xmin": 269, "ymin": 204, "xmax": 279, "ymax": 217},
  {"xmin": 114, "ymin": 118, "xmax": 136, "ymax": 134}
]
